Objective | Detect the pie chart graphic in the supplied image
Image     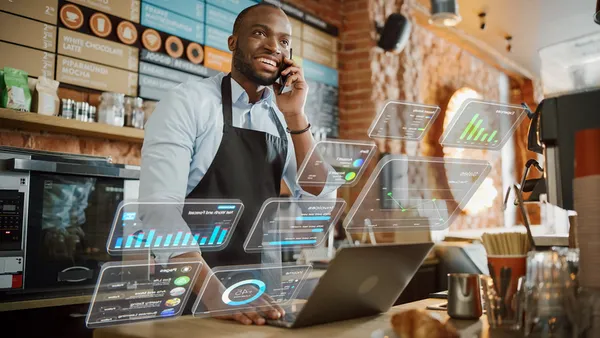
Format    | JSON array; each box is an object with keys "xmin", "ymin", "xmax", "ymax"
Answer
[
  {"xmin": 345, "ymin": 172, "xmax": 357, "ymax": 181},
  {"xmin": 352, "ymin": 159, "xmax": 364, "ymax": 168},
  {"xmin": 221, "ymin": 279, "xmax": 266, "ymax": 306}
]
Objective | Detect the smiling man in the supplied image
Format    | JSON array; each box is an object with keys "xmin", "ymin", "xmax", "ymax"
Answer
[{"xmin": 139, "ymin": 3, "xmax": 329, "ymax": 325}]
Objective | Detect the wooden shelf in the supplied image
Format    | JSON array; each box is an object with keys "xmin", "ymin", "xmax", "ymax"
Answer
[{"xmin": 0, "ymin": 108, "xmax": 144, "ymax": 143}]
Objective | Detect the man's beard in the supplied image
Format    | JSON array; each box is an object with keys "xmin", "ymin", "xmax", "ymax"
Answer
[{"xmin": 233, "ymin": 45, "xmax": 281, "ymax": 86}]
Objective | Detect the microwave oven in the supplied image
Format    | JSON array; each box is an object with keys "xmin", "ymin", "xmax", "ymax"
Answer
[{"xmin": 0, "ymin": 147, "xmax": 139, "ymax": 301}]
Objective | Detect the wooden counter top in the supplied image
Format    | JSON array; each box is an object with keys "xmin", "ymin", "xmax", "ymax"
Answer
[{"xmin": 94, "ymin": 298, "xmax": 508, "ymax": 338}]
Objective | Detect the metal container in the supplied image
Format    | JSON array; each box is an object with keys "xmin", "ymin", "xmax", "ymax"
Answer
[{"xmin": 447, "ymin": 273, "xmax": 483, "ymax": 319}]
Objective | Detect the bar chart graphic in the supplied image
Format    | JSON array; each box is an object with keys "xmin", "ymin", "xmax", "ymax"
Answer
[
  {"xmin": 106, "ymin": 200, "xmax": 244, "ymax": 255},
  {"xmin": 457, "ymin": 113, "xmax": 499, "ymax": 144},
  {"xmin": 440, "ymin": 99, "xmax": 527, "ymax": 150},
  {"xmin": 113, "ymin": 226, "xmax": 231, "ymax": 250}
]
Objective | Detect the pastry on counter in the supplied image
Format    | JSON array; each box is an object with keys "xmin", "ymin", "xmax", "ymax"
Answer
[{"xmin": 391, "ymin": 309, "xmax": 459, "ymax": 338}]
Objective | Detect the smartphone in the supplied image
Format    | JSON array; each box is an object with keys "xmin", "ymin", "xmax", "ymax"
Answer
[{"xmin": 278, "ymin": 48, "xmax": 293, "ymax": 95}]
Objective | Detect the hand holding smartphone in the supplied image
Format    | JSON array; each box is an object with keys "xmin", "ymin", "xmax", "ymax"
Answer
[{"xmin": 278, "ymin": 48, "xmax": 293, "ymax": 95}]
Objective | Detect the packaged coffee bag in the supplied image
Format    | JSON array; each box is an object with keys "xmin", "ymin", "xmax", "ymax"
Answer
[
  {"xmin": 1, "ymin": 67, "xmax": 32, "ymax": 112},
  {"xmin": 33, "ymin": 76, "xmax": 60, "ymax": 116},
  {"xmin": 0, "ymin": 69, "xmax": 5, "ymax": 99}
]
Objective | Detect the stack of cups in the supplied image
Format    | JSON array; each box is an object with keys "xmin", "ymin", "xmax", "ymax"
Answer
[{"xmin": 573, "ymin": 128, "xmax": 600, "ymax": 337}]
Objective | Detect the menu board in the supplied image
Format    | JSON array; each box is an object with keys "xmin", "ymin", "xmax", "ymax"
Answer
[
  {"xmin": 205, "ymin": 26, "xmax": 231, "ymax": 53},
  {"xmin": 139, "ymin": 62, "xmax": 205, "ymax": 84},
  {"xmin": 289, "ymin": 17, "xmax": 303, "ymax": 40},
  {"xmin": 140, "ymin": 49, "xmax": 219, "ymax": 78},
  {"xmin": 138, "ymin": 74, "xmax": 178, "ymax": 91},
  {"xmin": 0, "ymin": 0, "xmax": 58, "ymax": 24},
  {"xmin": 57, "ymin": 55, "xmax": 138, "ymax": 96},
  {"xmin": 204, "ymin": 47, "xmax": 232, "ymax": 73},
  {"xmin": 206, "ymin": 0, "xmax": 257, "ymax": 15},
  {"xmin": 0, "ymin": 42, "xmax": 56, "ymax": 79},
  {"xmin": 143, "ymin": 0, "xmax": 204, "ymax": 22},
  {"xmin": 305, "ymin": 80, "xmax": 339, "ymax": 138},
  {"xmin": 303, "ymin": 60, "xmax": 338, "ymax": 88},
  {"xmin": 0, "ymin": 0, "xmax": 339, "ymax": 125},
  {"xmin": 67, "ymin": 0, "xmax": 140, "ymax": 22},
  {"xmin": 58, "ymin": 28, "xmax": 139, "ymax": 72},
  {"xmin": 0, "ymin": 12, "xmax": 56, "ymax": 52},
  {"xmin": 141, "ymin": 3, "xmax": 205, "ymax": 44},
  {"xmin": 302, "ymin": 24, "xmax": 337, "ymax": 52},
  {"xmin": 302, "ymin": 41, "xmax": 337, "ymax": 69},
  {"xmin": 205, "ymin": 4, "xmax": 237, "ymax": 33},
  {"xmin": 139, "ymin": 86, "xmax": 167, "ymax": 101}
]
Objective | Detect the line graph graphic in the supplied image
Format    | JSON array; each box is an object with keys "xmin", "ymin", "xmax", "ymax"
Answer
[{"xmin": 344, "ymin": 156, "xmax": 492, "ymax": 232}]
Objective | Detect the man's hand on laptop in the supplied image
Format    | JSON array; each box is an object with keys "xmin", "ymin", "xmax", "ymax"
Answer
[
  {"xmin": 214, "ymin": 300, "xmax": 285, "ymax": 325},
  {"xmin": 209, "ymin": 293, "xmax": 285, "ymax": 325},
  {"xmin": 199, "ymin": 272, "xmax": 285, "ymax": 325}
]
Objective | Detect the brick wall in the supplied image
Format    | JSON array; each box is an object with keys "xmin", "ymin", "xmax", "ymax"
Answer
[{"xmin": 333, "ymin": 0, "xmax": 514, "ymax": 231}]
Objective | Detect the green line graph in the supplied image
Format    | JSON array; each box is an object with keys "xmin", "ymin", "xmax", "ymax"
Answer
[
  {"xmin": 459, "ymin": 114, "xmax": 499, "ymax": 143},
  {"xmin": 386, "ymin": 192, "xmax": 444, "ymax": 221}
]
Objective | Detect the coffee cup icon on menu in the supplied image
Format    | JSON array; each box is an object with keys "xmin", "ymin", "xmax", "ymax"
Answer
[
  {"xmin": 117, "ymin": 21, "xmax": 138, "ymax": 45},
  {"xmin": 66, "ymin": 11, "xmax": 79, "ymax": 22},
  {"xmin": 123, "ymin": 27, "xmax": 132, "ymax": 39},
  {"xmin": 97, "ymin": 18, "xmax": 106, "ymax": 32},
  {"xmin": 60, "ymin": 4, "xmax": 84, "ymax": 30},
  {"xmin": 90, "ymin": 13, "xmax": 112, "ymax": 38}
]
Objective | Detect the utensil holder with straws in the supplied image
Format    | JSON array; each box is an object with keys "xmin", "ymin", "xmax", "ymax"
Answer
[{"xmin": 481, "ymin": 232, "xmax": 531, "ymax": 329}]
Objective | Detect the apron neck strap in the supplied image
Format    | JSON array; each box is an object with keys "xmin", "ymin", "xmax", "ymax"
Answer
[{"xmin": 221, "ymin": 73, "xmax": 234, "ymax": 126}]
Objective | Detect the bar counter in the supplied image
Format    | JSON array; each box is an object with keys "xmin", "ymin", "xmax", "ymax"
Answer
[{"xmin": 93, "ymin": 298, "xmax": 515, "ymax": 338}]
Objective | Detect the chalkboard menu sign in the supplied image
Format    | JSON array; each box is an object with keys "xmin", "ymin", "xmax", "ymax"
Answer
[{"xmin": 306, "ymin": 80, "xmax": 339, "ymax": 138}]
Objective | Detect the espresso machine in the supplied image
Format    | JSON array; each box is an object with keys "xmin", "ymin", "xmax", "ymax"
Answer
[{"xmin": 526, "ymin": 88, "xmax": 600, "ymax": 211}]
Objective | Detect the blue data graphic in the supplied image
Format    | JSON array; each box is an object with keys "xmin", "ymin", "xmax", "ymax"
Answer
[
  {"xmin": 86, "ymin": 261, "xmax": 202, "ymax": 328},
  {"xmin": 107, "ymin": 200, "xmax": 244, "ymax": 254},
  {"xmin": 244, "ymin": 198, "xmax": 346, "ymax": 252},
  {"xmin": 297, "ymin": 140, "xmax": 377, "ymax": 188},
  {"xmin": 193, "ymin": 264, "xmax": 312, "ymax": 317}
]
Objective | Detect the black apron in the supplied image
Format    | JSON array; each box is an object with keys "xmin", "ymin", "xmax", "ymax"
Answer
[{"xmin": 187, "ymin": 74, "xmax": 288, "ymax": 267}]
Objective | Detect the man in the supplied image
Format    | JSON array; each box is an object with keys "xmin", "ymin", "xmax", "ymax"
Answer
[{"xmin": 139, "ymin": 3, "xmax": 331, "ymax": 325}]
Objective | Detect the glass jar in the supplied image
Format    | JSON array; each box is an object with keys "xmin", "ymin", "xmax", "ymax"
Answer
[
  {"xmin": 98, "ymin": 92, "xmax": 125, "ymax": 127},
  {"xmin": 125, "ymin": 97, "xmax": 145, "ymax": 129}
]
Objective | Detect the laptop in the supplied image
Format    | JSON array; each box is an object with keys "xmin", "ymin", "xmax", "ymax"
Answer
[{"xmin": 267, "ymin": 242, "xmax": 434, "ymax": 328}]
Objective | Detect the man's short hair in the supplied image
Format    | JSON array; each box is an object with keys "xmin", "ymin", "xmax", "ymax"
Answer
[{"xmin": 232, "ymin": 3, "xmax": 284, "ymax": 34}]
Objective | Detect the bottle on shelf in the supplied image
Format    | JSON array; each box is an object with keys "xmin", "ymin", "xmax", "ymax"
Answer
[{"xmin": 61, "ymin": 98, "xmax": 74, "ymax": 119}]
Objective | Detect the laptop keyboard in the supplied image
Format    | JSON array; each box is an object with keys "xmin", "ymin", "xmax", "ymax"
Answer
[{"xmin": 266, "ymin": 309, "xmax": 298, "ymax": 328}]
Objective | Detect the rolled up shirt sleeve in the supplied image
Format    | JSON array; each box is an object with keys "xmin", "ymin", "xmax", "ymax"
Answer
[{"xmin": 138, "ymin": 84, "xmax": 200, "ymax": 264}]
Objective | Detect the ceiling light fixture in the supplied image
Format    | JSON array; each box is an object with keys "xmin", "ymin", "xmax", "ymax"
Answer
[
  {"xmin": 595, "ymin": 0, "xmax": 600, "ymax": 25},
  {"xmin": 429, "ymin": 0, "xmax": 462, "ymax": 27},
  {"xmin": 505, "ymin": 35, "xmax": 513, "ymax": 52},
  {"xmin": 478, "ymin": 12, "xmax": 487, "ymax": 30}
]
